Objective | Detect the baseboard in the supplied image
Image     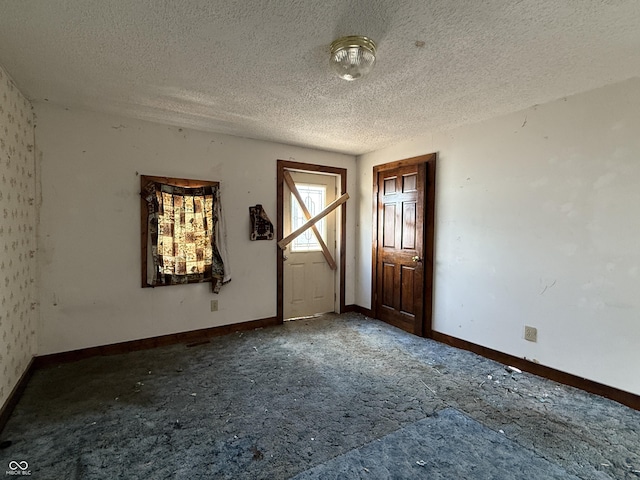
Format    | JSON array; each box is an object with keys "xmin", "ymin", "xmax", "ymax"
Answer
[
  {"xmin": 431, "ymin": 331, "xmax": 640, "ymax": 411},
  {"xmin": 34, "ymin": 316, "xmax": 281, "ymax": 369},
  {"xmin": 0, "ymin": 357, "xmax": 36, "ymax": 434},
  {"xmin": 344, "ymin": 304, "xmax": 373, "ymax": 318}
]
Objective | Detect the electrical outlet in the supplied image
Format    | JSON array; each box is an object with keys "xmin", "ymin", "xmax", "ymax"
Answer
[
  {"xmin": 524, "ymin": 325, "xmax": 537, "ymax": 343},
  {"xmin": 210, "ymin": 300, "xmax": 218, "ymax": 312}
]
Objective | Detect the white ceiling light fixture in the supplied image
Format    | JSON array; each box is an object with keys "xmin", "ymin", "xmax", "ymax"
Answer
[{"xmin": 329, "ymin": 35, "xmax": 377, "ymax": 81}]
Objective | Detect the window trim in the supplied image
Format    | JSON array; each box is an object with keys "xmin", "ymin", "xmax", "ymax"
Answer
[{"xmin": 140, "ymin": 175, "xmax": 220, "ymax": 288}]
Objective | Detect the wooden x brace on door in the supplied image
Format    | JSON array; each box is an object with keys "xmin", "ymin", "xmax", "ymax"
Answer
[
  {"xmin": 278, "ymin": 173, "xmax": 349, "ymax": 263},
  {"xmin": 282, "ymin": 171, "xmax": 337, "ymax": 270}
]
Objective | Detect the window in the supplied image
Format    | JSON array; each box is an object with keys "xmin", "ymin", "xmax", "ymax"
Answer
[
  {"xmin": 290, "ymin": 183, "xmax": 326, "ymax": 252},
  {"xmin": 140, "ymin": 175, "xmax": 229, "ymax": 292}
]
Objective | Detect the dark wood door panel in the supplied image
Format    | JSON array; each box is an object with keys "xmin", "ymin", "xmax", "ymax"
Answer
[
  {"xmin": 400, "ymin": 265, "xmax": 416, "ymax": 316},
  {"xmin": 384, "ymin": 176, "xmax": 397, "ymax": 195},
  {"xmin": 382, "ymin": 262, "xmax": 395, "ymax": 308},
  {"xmin": 402, "ymin": 201, "xmax": 416, "ymax": 249},
  {"xmin": 383, "ymin": 204, "xmax": 396, "ymax": 248},
  {"xmin": 372, "ymin": 153, "xmax": 436, "ymax": 338},
  {"xmin": 375, "ymin": 162, "xmax": 426, "ymax": 335},
  {"xmin": 402, "ymin": 172, "xmax": 417, "ymax": 192}
]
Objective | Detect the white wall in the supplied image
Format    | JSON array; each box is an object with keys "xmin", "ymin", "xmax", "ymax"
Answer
[
  {"xmin": 0, "ymin": 65, "xmax": 38, "ymax": 407},
  {"xmin": 35, "ymin": 104, "xmax": 356, "ymax": 355},
  {"xmin": 357, "ymin": 78, "xmax": 640, "ymax": 396}
]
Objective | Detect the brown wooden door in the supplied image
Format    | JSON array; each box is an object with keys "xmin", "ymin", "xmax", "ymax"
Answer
[{"xmin": 375, "ymin": 163, "xmax": 426, "ymax": 335}]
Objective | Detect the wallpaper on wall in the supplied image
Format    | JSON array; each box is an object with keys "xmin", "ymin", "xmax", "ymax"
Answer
[{"xmin": 0, "ymin": 65, "xmax": 37, "ymax": 408}]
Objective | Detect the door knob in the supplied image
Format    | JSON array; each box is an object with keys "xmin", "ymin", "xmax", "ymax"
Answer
[{"xmin": 412, "ymin": 256, "xmax": 423, "ymax": 263}]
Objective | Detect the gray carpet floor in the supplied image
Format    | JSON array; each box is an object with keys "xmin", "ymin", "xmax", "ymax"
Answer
[
  {"xmin": 1, "ymin": 313, "xmax": 638, "ymax": 479},
  {"xmin": 292, "ymin": 408, "xmax": 580, "ymax": 480}
]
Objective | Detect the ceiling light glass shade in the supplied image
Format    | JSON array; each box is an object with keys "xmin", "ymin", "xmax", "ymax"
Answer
[{"xmin": 330, "ymin": 36, "xmax": 377, "ymax": 81}]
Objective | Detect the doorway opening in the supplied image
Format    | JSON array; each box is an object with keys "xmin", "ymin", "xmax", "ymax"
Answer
[{"xmin": 277, "ymin": 160, "xmax": 347, "ymax": 323}]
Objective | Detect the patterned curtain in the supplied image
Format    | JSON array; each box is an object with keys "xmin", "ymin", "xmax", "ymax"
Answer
[{"xmin": 143, "ymin": 182, "xmax": 226, "ymax": 292}]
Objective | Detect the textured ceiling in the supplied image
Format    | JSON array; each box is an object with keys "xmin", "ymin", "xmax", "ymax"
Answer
[{"xmin": 1, "ymin": 1, "xmax": 640, "ymax": 155}]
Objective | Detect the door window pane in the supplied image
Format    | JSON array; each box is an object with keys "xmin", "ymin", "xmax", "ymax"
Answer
[{"xmin": 291, "ymin": 184, "xmax": 326, "ymax": 252}]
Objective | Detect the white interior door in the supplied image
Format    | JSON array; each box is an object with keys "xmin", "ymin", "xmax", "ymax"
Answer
[{"xmin": 283, "ymin": 171, "xmax": 337, "ymax": 319}]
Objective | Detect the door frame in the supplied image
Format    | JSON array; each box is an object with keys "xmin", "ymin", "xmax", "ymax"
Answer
[
  {"xmin": 371, "ymin": 153, "xmax": 436, "ymax": 337},
  {"xmin": 277, "ymin": 160, "xmax": 347, "ymax": 322}
]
